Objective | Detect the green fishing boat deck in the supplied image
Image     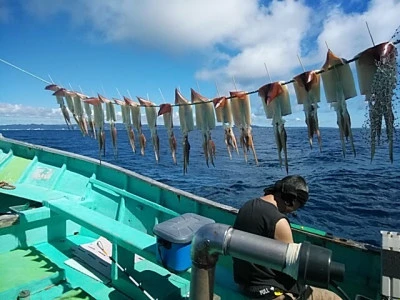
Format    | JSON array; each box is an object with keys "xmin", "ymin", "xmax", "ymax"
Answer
[
  {"xmin": 0, "ymin": 191, "xmax": 223, "ymax": 299},
  {"xmin": 0, "ymin": 141, "xmax": 241, "ymax": 299},
  {"xmin": 0, "ymin": 234, "xmax": 192, "ymax": 299},
  {"xmin": 0, "ymin": 137, "xmax": 383, "ymax": 299}
]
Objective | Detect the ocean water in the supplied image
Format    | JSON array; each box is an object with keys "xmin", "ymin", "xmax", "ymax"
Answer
[{"xmin": 1, "ymin": 125, "xmax": 399, "ymax": 247}]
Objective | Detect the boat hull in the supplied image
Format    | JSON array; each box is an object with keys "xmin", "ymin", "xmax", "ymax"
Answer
[{"xmin": 0, "ymin": 136, "xmax": 381, "ymax": 299}]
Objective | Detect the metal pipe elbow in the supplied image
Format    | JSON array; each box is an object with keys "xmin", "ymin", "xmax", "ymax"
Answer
[{"xmin": 191, "ymin": 223, "xmax": 232, "ymax": 269}]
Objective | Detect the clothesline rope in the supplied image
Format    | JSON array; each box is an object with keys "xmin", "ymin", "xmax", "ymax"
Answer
[{"xmin": 1, "ymin": 38, "xmax": 399, "ymax": 108}]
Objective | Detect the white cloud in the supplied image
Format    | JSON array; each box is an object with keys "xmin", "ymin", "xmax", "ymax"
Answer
[
  {"xmin": 197, "ymin": 0, "xmax": 311, "ymax": 81},
  {"xmin": 315, "ymin": 0, "xmax": 400, "ymax": 61},
  {"xmin": 0, "ymin": 103, "xmax": 65, "ymax": 125},
  {"xmin": 16, "ymin": 0, "xmax": 400, "ymax": 82},
  {"xmin": 3, "ymin": 0, "xmax": 400, "ymax": 127},
  {"xmin": 0, "ymin": 102, "xmax": 184, "ymax": 127},
  {"xmin": 21, "ymin": 0, "xmax": 260, "ymax": 52}
]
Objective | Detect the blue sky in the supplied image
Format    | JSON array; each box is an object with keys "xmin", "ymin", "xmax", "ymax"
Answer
[{"xmin": 0, "ymin": 0, "xmax": 399, "ymax": 127}]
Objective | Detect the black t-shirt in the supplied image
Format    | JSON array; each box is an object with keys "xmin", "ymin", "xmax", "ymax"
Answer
[{"xmin": 232, "ymin": 197, "xmax": 300, "ymax": 294}]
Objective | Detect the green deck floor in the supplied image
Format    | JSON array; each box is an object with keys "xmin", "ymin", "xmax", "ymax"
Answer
[
  {"xmin": 0, "ymin": 247, "xmax": 64, "ymax": 299},
  {"xmin": 0, "ymin": 156, "xmax": 31, "ymax": 183},
  {"xmin": 0, "ymin": 233, "xmax": 192, "ymax": 299}
]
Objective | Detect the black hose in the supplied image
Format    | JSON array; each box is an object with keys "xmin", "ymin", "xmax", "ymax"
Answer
[{"xmin": 330, "ymin": 280, "xmax": 351, "ymax": 300}]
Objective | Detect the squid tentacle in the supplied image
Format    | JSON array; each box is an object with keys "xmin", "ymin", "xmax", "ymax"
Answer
[
  {"xmin": 175, "ymin": 89, "xmax": 194, "ymax": 174},
  {"xmin": 138, "ymin": 97, "xmax": 160, "ymax": 163},
  {"xmin": 259, "ymin": 82, "xmax": 290, "ymax": 171},
  {"xmin": 191, "ymin": 89, "xmax": 216, "ymax": 167}
]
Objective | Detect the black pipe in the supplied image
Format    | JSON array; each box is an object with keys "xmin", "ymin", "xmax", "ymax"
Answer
[{"xmin": 190, "ymin": 223, "xmax": 345, "ymax": 300}]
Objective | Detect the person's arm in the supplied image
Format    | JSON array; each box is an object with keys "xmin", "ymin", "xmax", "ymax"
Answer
[{"xmin": 274, "ymin": 218, "xmax": 294, "ymax": 243}]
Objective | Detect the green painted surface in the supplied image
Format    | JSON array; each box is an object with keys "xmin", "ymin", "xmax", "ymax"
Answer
[
  {"xmin": 34, "ymin": 236, "xmax": 131, "ymax": 300},
  {"xmin": 90, "ymin": 178, "xmax": 179, "ymax": 218},
  {"xmin": 0, "ymin": 247, "xmax": 65, "ymax": 300},
  {"xmin": 0, "ymin": 150, "xmax": 12, "ymax": 167},
  {"xmin": 134, "ymin": 259, "xmax": 189, "ymax": 298},
  {"xmin": 0, "ymin": 156, "xmax": 31, "ymax": 183},
  {"xmin": 56, "ymin": 169, "xmax": 90, "ymax": 197},
  {"xmin": 33, "ymin": 234, "xmax": 189, "ymax": 299},
  {"xmin": 45, "ymin": 198, "xmax": 157, "ymax": 262},
  {"xmin": 292, "ymin": 223, "xmax": 327, "ymax": 236},
  {"xmin": 0, "ymin": 137, "xmax": 383, "ymax": 300},
  {"xmin": 0, "ymin": 183, "xmax": 75, "ymax": 203},
  {"xmin": 17, "ymin": 206, "xmax": 51, "ymax": 223},
  {"xmin": 0, "ymin": 247, "xmax": 61, "ymax": 292}
]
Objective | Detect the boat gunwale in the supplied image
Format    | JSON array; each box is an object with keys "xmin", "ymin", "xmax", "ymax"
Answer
[{"xmin": 0, "ymin": 136, "xmax": 239, "ymax": 212}]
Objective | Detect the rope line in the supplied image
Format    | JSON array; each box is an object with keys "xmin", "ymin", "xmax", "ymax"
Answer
[
  {"xmin": 0, "ymin": 181, "xmax": 16, "ymax": 190},
  {"xmin": 1, "ymin": 38, "xmax": 399, "ymax": 108},
  {"xmin": 0, "ymin": 58, "xmax": 51, "ymax": 84}
]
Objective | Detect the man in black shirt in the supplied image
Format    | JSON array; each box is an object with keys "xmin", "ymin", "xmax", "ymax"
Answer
[{"xmin": 233, "ymin": 175, "xmax": 341, "ymax": 300}]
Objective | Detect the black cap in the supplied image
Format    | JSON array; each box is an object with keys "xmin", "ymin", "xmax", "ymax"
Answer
[{"xmin": 296, "ymin": 189, "xmax": 309, "ymax": 208}]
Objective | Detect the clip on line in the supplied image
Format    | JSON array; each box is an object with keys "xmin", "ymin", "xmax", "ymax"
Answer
[{"xmin": 96, "ymin": 241, "xmax": 156, "ymax": 300}]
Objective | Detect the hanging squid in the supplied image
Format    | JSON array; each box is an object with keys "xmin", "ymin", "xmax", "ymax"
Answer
[
  {"xmin": 321, "ymin": 49, "xmax": 357, "ymax": 157},
  {"xmin": 124, "ymin": 96, "xmax": 145, "ymax": 155},
  {"xmin": 258, "ymin": 82, "xmax": 291, "ymax": 173},
  {"xmin": 45, "ymin": 84, "xmax": 71, "ymax": 129},
  {"xmin": 158, "ymin": 103, "xmax": 177, "ymax": 164},
  {"xmin": 229, "ymin": 91, "xmax": 258, "ymax": 165},
  {"xmin": 137, "ymin": 97, "xmax": 160, "ymax": 163},
  {"xmin": 50, "ymin": 88, "xmax": 72, "ymax": 129},
  {"xmin": 83, "ymin": 96, "xmax": 106, "ymax": 160},
  {"xmin": 191, "ymin": 88, "xmax": 216, "ymax": 167},
  {"xmin": 64, "ymin": 90, "xmax": 82, "ymax": 131},
  {"xmin": 293, "ymin": 71, "xmax": 322, "ymax": 151},
  {"xmin": 73, "ymin": 91, "xmax": 89, "ymax": 137},
  {"xmin": 175, "ymin": 88, "xmax": 194, "ymax": 174},
  {"xmin": 45, "ymin": 84, "xmax": 60, "ymax": 92},
  {"xmin": 213, "ymin": 96, "xmax": 239, "ymax": 159},
  {"xmin": 83, "ymin": 96, "xmax": 96, "ymax": 138},
  {"xmin": 98, "ymin": 94, "xmax": 118, "ymax": 159},
  {"xmin": 115, "ymin": 98, "xmax": 136, "ymax": 154},
  {"xmin": 355, "ymin": 42, "xmax": 397, "ymax": 162}
]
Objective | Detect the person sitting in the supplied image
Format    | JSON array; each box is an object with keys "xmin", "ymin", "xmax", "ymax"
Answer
[{"xmin": 233, "ymin": 175, "xmax": 341, "ymax": 300}]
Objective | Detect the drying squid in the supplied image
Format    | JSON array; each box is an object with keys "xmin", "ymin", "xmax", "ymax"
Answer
[
  {"xmin": 213, "ymin": 96, "xmax": 239, "ymax": 159},
  {"xmin": 175, "ymin": 88, "xmax": 194, "ymax": 174},
  {"xmin": 321, "ymin": 49, "xmax": 357, "ymax": 157},
  {"xmin": 73, "ymin": 91, "xmax": 89, "ymax": 137},
  {"xmin": 83, "ymin": 96, "xmax": 106, "ymax": 160},
  {"xmin": 115, "ymin": 98, "xmax": 136, "ymax": 154},
  {"xmin": 229, "ymin": 91, "xmax": 258, "ymax": 165},
  {"xmin": 293, "ymin": 71, "xmax": 322, "ymax": 151},
  {"xmin": 158, "ymin": 103, "xmax": 177, "ymax": 164},
  {"xmin": 124, "ymin": 96, "xmax": 145, "ymax": 155},
  {"xmin": 355, "ymin": 42, "xmax": 397, "ymax": 162},
  {"xmin": 45, "ymin": 85, "xmax": 72, "ymax": 129},
  {"xmin": 258, "ymin": 82, "xmax": 291, "ymax": 173},
  {"xmin": 45, "ymin": 84, "xmax": 61, "ymax": 93},
  {"xmin": 83, "ymin": 97, "xmax": 96, "ymax": 138},
  {"xmin": 52, "ymin": 88, "xmax": 72, "ymax": 129},
  {"xmin": 98, "ymin": 94, "xmax": 118, "ymax": 159},
  {"xmin": 64, "ymin": 90, "xmax": 82, "ymax": 131},
  {"xmin": 137, "ymin": 97, "xmax": 160, "ymax": 163},
  {"xmin": 191, "ymin": 88, "xmax": 216, "ymax": 167}
]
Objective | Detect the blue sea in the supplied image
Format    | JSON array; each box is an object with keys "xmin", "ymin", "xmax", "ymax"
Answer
[{"xmin": 1, "ymin": 124, "xmax": 399, "ymax": 247}]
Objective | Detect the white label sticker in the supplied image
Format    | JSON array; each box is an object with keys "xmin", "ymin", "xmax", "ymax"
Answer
[{"xmin": 31, "ymin": 167, "xmax": 53, "ymax": 180}]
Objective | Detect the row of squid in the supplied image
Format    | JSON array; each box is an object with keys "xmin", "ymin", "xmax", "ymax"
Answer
[
  {"xmin": 44, "ymin": 83, "xmax": 258, "ymax": 174},
  {"xmin": 44, "ymin": 41, "xmax": 398, "ymax": 174},
  {"xmin": 258, "ymin": 41, "xmax": 397, "ymax": 171}
]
